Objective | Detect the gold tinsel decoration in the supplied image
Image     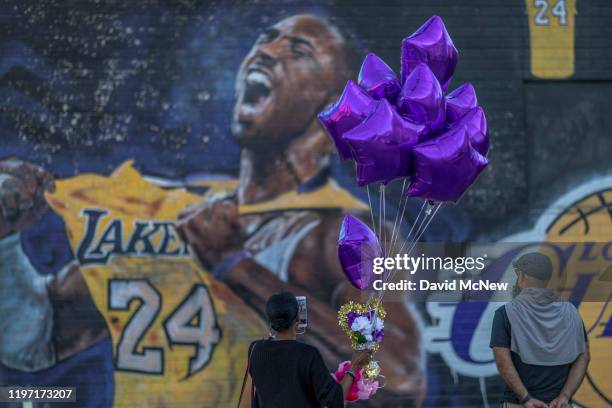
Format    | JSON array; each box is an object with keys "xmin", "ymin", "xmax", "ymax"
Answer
[
  {"xmin": 338, "ymin": 300, "xmax": 387, "ymax": 352},
  {"xmin": 364, "ymin": 360, "xmax": 381, "ymax": 378}
]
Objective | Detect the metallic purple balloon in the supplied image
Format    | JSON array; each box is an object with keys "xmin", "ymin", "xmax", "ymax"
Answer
[
  {"xmin": 400, "ymin": 15, "xmax": 458, "ymax": 91},
  {"xmin": 397, "ymin": 63, "xmax": 446, "ymax": 136},
  {"xmin": 318, "ymin": 80, "xmax": 376, "ymax": 161},
  {"xmin": 358, "ymin": 53, "xmax": 401, "ymax": 102},
  {"xmin": 446, "ymin": 83, "xmax": 477, "ymax": 123},
  {"xmin": 457, "ymin": 106, "xmax": 489, "ymax": 156},
  {"xmin": 338, "ymin": 214, "xmax": 382, "ymax": 290},
  {"xmin": 343, "ymin": 99, "xmax": 424, "ymax": 186},
  {"xmin": 407, "ymin": 125, "xmax": 488, "ymax": 202}
]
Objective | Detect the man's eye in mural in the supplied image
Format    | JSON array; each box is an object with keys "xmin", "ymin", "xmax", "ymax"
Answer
[
  {"xmin": 257, "ymin": 27, "xmax": 280, "ymax": 44},
  {"xmin": 289, "ymin": 37, "xmax": 314, "ymax": 59}
]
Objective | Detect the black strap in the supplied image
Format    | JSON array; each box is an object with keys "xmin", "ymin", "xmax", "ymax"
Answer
[{"xmin": 237, "ymin": 341, "xmax": 258, "ymax": 408}]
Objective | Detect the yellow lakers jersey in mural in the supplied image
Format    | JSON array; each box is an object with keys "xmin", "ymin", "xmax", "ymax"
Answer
[
  {"xmin": 45, "ymin": 161, "xmax": 366, "ymax": 408},
  {"xmin": 46, "ymin": 162, "xmax": 263, "ymax": 407}
]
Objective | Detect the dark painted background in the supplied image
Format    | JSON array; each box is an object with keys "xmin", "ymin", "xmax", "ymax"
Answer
[{"xmin": 3, "ymin": 0, "xmax": 610, "ymax": 238}]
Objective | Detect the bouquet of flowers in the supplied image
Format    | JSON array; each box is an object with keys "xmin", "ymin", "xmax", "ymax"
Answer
[
  {"xmin": 335, "ymin": 300, "xmax": 386, "ymax": 401},
  {"xmin": 338, "ymin": 301, "xmax": 386, "ymax": 352}
]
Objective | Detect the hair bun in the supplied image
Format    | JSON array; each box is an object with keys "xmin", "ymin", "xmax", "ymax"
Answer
[
  {"xmin": 270, "ymin": 317, "xmax": 293, "ymax": 332},
  {"xmin": 266, "ymin": 292, "xmax": 299, "ymax": 333}
]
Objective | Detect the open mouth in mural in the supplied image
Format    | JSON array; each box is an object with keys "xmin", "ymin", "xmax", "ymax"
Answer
[{"xmin": 238, "ymin": 67, "xmax": 273, "ymax": 119}]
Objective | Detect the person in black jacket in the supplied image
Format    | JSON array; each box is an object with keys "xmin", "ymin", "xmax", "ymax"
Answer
[{"xmin": 247, "ymin": 292, "xmax": 371, "ymax": 407}]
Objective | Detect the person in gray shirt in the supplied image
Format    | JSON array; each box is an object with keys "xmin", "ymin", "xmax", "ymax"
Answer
[{"xmin": 490, "ymin": 252, "xmax": 590, "ymax": 408}]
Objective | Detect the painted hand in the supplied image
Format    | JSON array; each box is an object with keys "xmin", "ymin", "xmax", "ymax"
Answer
[
  {"xmin": 176, "ymin": 198, "xmax": 243, "ymax": 269},
  {"xmin": 0, "ymin": 159, "xmax": 55, "ymax": 239}
]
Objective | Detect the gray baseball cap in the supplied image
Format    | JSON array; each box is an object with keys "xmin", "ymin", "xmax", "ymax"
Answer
[{"xmin": 512, "ymin": 252, "xmax": 553, "ymax": 280}]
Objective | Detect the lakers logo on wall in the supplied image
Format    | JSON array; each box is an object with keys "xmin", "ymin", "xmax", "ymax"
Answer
[
  {"xmin": 543, "ymin": 183, "xmax": 612, "ymax": 407},
  {"xmin": 425, "ymin": 176, "xmax": 612, "ymax": 407}
]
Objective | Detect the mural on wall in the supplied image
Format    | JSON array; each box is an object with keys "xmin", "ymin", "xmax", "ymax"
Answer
[{"xmin": 0, "ymin": 1, "xmax": 610, "ymax": 407}]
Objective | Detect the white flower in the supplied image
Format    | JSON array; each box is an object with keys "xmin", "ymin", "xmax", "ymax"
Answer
[
  {"xmin": 364, "ymin": 334, "xmax": 373, "ymax": 342},
  {"xmin": 373, "ymin": 316, "xmax": 384, "ymax": 331},
  {"xmin": 351, "ymin": 316, "xmax": 371, "ymax": 333}
]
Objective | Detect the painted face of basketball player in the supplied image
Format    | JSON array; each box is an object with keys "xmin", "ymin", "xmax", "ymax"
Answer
[{"xmin": 231, "ymin": 14, "xmax": 348, "ymax": 148}]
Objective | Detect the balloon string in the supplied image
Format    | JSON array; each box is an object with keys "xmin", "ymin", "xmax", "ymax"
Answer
[
  {"xmin": 378, "ymin": 202, "xmax": 441, "ymax": 303},
  {"xmin": 401, "ymin": 202, "xmax": 442, "ymax": 258},
  {"xmin": 378, "ymin": 185, "xmax": 383, "ymax": 255},
  {"xmin": 388, "ymin": 179, "xmax": 407, "ymax": 258},
  {"xmin": 389, "ymin": 186, "xmax": 410, "ymax": 259},
  {"xmin": 366, "ymin": 185, "xmax": 380, "ymax": 304},
  {"xmin": 381, "ymin": 184, "xmax": 387, "ymax": 257},
  {"xmin": 375, "ymin": 200, "xmax": 426, "ymax": 302},
  {"xmin": 401, "ymin": 200, "xmax": 427, "ymax": 249},
  {"xmin": 392, "ymin": 202, "xmax": 442, "ymax": 283},
  {"xmin": 366, "ymin": 185, "xmax": 377, "ymax": 236},
  {"xmin": 394, "ymin": 201, "xmax": 440, "ymax": 258},
  {"xmin": 388, "ymin": 182, "xmax": 405, "ymax": 246},
  {"xmin": 382, "ymin": 200, "xmax": 427, "ymax": 289}
]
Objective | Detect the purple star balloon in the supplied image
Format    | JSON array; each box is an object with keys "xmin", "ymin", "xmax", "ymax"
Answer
[
  {"xmin": 317, "ymin": 80, "xmax": 376, "ymax": 161},
  {"xmin": 401, "ymin": 15, "xmax": 458, "ymax": 91},
  {"xmin": 343, "ymin": 99, "xmax": 424, "ymax": 186},
  {"xmin": 358, "ymin": 53, "xmax": 401, "ymax": 102},
  {"xmin": 397, "ymin": 63, "xmax": 446, "ymax": 136},
  {"xmin": 338, "ymin": 214, "xmax": 382, "ymax": 290},
  {"xmin": 407, "ymin": 125, "xmax": 488, "ymax": 202},
  {"xmin": 456, "ymin": 106, "xmax": 489, "ymax": 156},
  {"xmin": 317, "ymin": 15, "xmax": 490, "ymax": 204},
  {"xmin": 446, "ymin": 83, "xmax": 477, "ymax": 123}
]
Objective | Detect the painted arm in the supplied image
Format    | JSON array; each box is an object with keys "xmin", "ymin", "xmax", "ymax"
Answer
[
  {"xmin": 0, "ymin": 159, "xmax": 108, "ymax": 371},
  {"xmin": 0, "ymin": 232, "xmax": 56, "ymax": 371},
  {"xmin": 549, "ymin": 345, "xmax": 590, "ymax": 408},
  {"xmin": 47, "ymin": 263, "xmax": 110, "ymax": 361},
  {"xmin": 176, "ymin": 199, "xmax": 354, "ymax": 362},
  {"xmin": 0, "ymin": 159, "xmax": 57, "ymax": 371},
  {"xmin": 195, "ymin": 255, "xmax": 354, "ymax": 362},
  {"xmin": 0, "ymin": 241, "xmax": 108, "ymax": 371}
]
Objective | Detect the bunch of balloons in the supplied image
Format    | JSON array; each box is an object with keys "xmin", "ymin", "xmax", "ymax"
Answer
[
  {"xmin": 325, "ymin": 18, "xmax": 490, "ymax": 400},
  {"xmin": 318, "ymin": 15, "xmax": 489, "ymax": 203}
]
